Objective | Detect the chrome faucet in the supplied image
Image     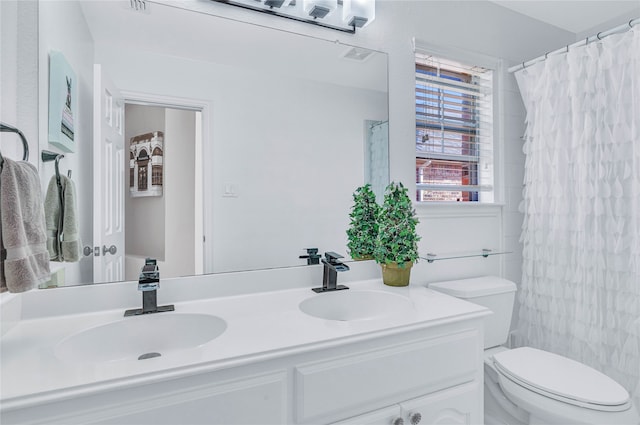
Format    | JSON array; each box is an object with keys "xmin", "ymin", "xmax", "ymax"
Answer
[
  {"xmin": 312, "ymin": 251, "xmax": 350, "ymax": 293},
  {"xmin": 124, "ymin": 258, "xmax": 175, "ymax": 316}
]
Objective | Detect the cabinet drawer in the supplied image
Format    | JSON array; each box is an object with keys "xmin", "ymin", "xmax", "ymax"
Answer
[
  {"xmin": 90, "ymin": 372, "xmax": 287, "ymax": 425},
  {"xmin": 2, "ymin": 371, "xmax": 287, "ymax": 425},
  {"xmin": 294, "ymin": 330, "xmax": 479, "ymax": 423}
]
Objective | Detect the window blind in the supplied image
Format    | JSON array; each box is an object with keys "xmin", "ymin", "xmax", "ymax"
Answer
[{"xmin": 415, "ymin": 53, "xmax": 494, "ymax": 202}]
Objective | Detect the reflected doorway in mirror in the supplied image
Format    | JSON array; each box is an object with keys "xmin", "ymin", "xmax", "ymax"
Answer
[
  {"xmin": 129, "ymin": 131, "xmax": 163, "ymax": 197},
  {"xmin": 364, "ymin": 120, "xmax": 389, "ymax": 203}
]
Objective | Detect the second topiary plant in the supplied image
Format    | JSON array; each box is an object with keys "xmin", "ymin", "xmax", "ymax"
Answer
[
  {"xmin": 346, "ymin": 184, "xmax": 380, "ymax": 261},
  {"xmin": 374, "ymin": 182, "xmax": 420, "ymax": 286}
]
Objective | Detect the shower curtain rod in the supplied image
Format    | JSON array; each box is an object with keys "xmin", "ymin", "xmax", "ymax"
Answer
[{"xmin": 508, "ymin": 17, "xmax": 639, "ymax": 73}]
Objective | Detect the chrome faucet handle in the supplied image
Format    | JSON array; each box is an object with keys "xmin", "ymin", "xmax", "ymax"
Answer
[
  {"xmin": 322, "ymin": 252, "xmax": 350, "ymax": 272},
  {"xmin": 323, "ymin": 251, "xmax": 344, "ymax": 263}
]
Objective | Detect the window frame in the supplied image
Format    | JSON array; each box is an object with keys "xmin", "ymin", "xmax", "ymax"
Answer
[{"xmin": 412, "ymin": 39, "xmax": 504, "ymax": 206}]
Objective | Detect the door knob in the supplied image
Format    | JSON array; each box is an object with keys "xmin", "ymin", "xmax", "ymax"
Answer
[
  {"xmin": 408, "ymin": 412, "xmax": 422, "ymax": 425},
  {"xmin": 103, "ymin": 245, "xmax": 117, "ymax": 255}
]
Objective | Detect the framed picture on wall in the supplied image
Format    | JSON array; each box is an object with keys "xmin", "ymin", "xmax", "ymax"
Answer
[
  {"xmin": 129, "ymin": 131, "xmax": 164, "ymax": 198},
  {"xmin": 48, "ymin": 51, "xmax": 77, "ymax": 153}
]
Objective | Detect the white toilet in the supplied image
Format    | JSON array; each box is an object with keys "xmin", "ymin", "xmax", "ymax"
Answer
[{"xmin": 429, "ymin": 276, "xmax": 640, "ymax": 425}]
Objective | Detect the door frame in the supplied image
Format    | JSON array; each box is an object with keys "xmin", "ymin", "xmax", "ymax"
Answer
[{"xmin": 121, "ymin": 90, "xmax": 213, "ymax": 275}]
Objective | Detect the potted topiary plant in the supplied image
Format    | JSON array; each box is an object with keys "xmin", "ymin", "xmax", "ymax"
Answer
[
  {"xmin": 346, "ymin": 184, "xmax": 380, "ymax": 261},
  {"xmin": 374, "ymin": 182, "xmax": 420, "ymax": 286}
]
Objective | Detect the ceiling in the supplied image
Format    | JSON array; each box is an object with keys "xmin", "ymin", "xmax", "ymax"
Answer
[{"xmin": 489, "ymin": 1, "xmax": 639, "ymax": 34}]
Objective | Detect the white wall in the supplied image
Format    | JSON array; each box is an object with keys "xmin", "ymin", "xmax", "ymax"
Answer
[
  {"xmin": 96, "ymin": 44, "xmax": 387, "ymax": 273},
  {"xmin": 575, "ymin": 9, "xmax": 640, "ymax": 40},
  {"xmin": 163, "ymin": 108, "xmax": 197, "ymax": 278},
  {"xmin": 38, "ymin": 1, "xmax": 94, "ymax": 285},
  {"xmin": 0, "ymin": 1, "xmax": 38, "ymax": 165},
  {"xmin": 502, "ymin": 73, "xmax": 527, "ymax": 286}
]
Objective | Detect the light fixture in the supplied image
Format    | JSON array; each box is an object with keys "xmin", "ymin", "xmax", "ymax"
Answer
[
  {"xmin": 342, "ymin": 0, "xmax": 375, "ymax": 28},
  {"xmin": 211, "ymin": 0, "xmax": 375, "ymax": 33},
  {"xmin": 303, "ymin": 0, "xmax": 337, "ymax": 19},
  {"xmin": 263, "ymin": 0, "xmax": 292, "ymax": 8}
]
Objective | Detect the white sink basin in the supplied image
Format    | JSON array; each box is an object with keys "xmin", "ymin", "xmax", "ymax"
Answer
[
  {"xmin": 299, "ymin": 290, "xmax": 413, "ymax": 321},
  {"xmin": 55, "ymin": 313, "xmax": 227, "ymax": 363}
]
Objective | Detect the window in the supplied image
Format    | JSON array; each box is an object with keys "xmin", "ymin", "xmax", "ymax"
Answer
[
  {"xmin": 130, "ymin": 151, "xmax": 134, "ymax": 187},
  {"xmin": 415, "ymin": 53, "xmax": 494, "ymax": 202},
  {"xmin": 152, "ymin": 165, "xmax": 163, "ymax": 186},
  {"xmin": 138, "ymin": 163, "xmax": 148, "ymax": 191}
]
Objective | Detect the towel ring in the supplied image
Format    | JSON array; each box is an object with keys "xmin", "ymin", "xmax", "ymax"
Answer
[{"xmin": 0, "ymin": 122, "xmax": 29, "ymax": 162}]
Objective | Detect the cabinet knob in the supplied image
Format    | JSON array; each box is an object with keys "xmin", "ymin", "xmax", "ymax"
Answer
[
  {"xmin": 408, "ymin": 412, "xmax": 422, "ymax": 425},
  {"xmin": 391, "ymin": 417, "xmax": 404, "ymax": 425}
]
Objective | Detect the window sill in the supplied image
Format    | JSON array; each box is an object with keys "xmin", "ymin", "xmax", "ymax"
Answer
[{"xmin": 415, "ymin": 202, "xmax": 504, "ymax": 219}]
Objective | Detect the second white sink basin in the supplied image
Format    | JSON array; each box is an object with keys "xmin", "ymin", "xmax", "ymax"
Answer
[
  {"xmin": 299, "ymin": 289, "xmax": 413, "ymax": 321},
  {"xmin": 55, "ymin": 313, "xmax": 227, "ymax": 363}
]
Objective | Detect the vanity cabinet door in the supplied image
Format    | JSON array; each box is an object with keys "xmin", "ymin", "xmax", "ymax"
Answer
[
  {"xmin": 329, "ymin": 382, "xmax": 479, "ymax": 425},
  {"xmin": 330, "ymin": 405, "xmax": 402, "ymax": 425},
  {"xmin": 398, "ymin": 383, "xmax": 480, "ymax": 425},
  {"xmin": 294, "ymin": 330, "xmax": 478, "ymax": 423}
]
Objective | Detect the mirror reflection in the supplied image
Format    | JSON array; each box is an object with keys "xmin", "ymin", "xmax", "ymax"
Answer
[{"xmin": 38, "ymin": 1, "xmax": 389, "ymax": 287}]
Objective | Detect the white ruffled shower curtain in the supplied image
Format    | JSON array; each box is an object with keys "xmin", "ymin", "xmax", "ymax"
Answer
[{"xmin": 515, "ymin": 28, "xmax": 640, "ymax": 405}]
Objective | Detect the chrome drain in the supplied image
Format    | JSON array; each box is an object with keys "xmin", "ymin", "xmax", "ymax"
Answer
[{"xmin": 138, "ymin": 352, "xmax": 161, "ymax": 360}]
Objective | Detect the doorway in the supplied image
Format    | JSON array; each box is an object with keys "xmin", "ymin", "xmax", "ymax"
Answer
[{"xmin": 123, "ymin": 103, "xmax": 203, "ymax": 280}]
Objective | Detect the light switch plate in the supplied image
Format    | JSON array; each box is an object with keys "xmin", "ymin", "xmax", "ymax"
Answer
[{"xmin": 223, "ymin": 183, "xmax": 239, "ymax": 198}]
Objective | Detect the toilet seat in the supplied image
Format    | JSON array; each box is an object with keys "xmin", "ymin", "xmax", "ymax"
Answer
[{"xmin": 492, "ymin": 347, "xmax": 631, "ymax": 412}]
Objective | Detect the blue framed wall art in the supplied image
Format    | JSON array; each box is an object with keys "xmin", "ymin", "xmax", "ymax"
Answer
[{"xmin": 48, "ymin": 51, "xmax": 77, "ymax": 152}]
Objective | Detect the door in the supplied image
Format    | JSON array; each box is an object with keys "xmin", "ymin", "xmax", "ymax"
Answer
[{"xmin": 93, "ymin": 64, "xmax": 125, "ymax": 283}]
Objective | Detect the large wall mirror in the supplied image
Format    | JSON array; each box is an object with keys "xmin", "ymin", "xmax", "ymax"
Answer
[{"xmin": 37, "ymin": 0, "xmax": 389, "ymax": 287}]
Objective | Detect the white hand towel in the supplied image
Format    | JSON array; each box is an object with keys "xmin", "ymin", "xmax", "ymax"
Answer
[{"xmin": 0, "ymin": 158, "xmax": 50, "ymax": 293}]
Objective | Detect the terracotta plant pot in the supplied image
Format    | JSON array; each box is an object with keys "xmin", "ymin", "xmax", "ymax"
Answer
[{"xmin": 381, "ymin": 261, "xmax": 413, "ymax": 287}]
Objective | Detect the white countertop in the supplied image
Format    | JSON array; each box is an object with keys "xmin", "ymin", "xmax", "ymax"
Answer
[{"xmin": 0, "ymin": 279, "xmax": 489, "ymax": 410}]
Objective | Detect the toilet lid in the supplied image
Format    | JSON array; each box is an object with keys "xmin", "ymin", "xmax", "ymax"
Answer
[{"xmin": 493, "ymin": 347, "xmax": 630, "ymax": 411}]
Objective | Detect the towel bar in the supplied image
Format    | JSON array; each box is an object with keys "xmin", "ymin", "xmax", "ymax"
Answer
[{"xmin": 0, "ymin": 122, "xmax": 30, "ymax": 165}]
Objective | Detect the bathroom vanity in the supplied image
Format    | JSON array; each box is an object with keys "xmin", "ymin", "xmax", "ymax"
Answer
[{"xmin": 0, "ymin": 270, "xmax": 489, "ymax": 424}]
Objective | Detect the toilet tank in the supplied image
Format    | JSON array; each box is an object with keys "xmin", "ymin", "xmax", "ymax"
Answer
[{"xmin": 429, "ymin": 276, "xmax": 517, "ymax": 349}]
